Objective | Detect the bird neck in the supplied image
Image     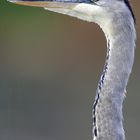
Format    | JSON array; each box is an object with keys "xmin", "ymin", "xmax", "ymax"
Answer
[{"xmin": 93, "ymin": 20, "xmax": 136, "ymax": 140}]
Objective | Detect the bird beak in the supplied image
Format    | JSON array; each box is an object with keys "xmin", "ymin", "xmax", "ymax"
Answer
[{"xmin": 7, "ymin": 0, "xmax": 79, "ymax": 9}]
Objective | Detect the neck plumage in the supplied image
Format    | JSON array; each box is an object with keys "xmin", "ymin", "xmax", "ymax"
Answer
[{"xmin": 93, "ymin": 19, "xmax": 136, "ymax": 140}]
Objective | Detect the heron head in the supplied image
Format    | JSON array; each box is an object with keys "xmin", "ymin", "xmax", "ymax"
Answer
[{"xmin": 7, "ymin": 0, "xmax": 135, "ymax": 24}]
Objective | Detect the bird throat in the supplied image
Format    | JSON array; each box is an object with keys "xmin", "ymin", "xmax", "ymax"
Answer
[{"xmin": 93, "ymin": 37, "xmax": 111, "ymax": 138}]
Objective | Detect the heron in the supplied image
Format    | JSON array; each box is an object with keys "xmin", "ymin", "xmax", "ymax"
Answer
[{"xmin": 7, "ymin": 0, "xmax": 136, "ymax": 139}]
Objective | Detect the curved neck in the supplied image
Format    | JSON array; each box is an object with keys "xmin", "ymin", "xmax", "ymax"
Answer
[{"xmin": 93, "ymin": 20, "xmax": 136, "ymax": 140}]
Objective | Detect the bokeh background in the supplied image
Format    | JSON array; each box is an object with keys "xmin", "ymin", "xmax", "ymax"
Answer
[{"xmin": 0, "ymin": 0, "xmax": 139, "ymax": 140}]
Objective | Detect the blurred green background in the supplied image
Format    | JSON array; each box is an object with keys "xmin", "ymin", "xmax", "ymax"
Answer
[{"xmin": 0, "ymin": 0, "xmax": 139, "ymax": 140}]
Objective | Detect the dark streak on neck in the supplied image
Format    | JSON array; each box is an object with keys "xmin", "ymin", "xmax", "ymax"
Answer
[
  {"xmin": 124, "ymin": 0, "xmax": 136, "ymax": 23},
  {"xmin": 93, "ymin": 39, "xmax": 110, "ymax": 138}
]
